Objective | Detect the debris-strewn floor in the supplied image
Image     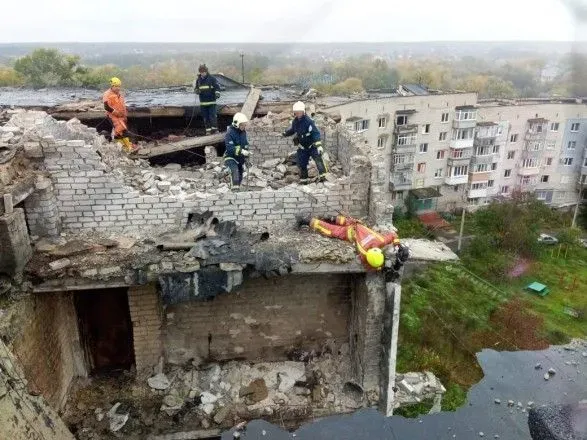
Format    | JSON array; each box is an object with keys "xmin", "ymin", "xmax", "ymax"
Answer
[{"xmin": 63, "ymin": 348, "xmax": 374, "ymax": 439}]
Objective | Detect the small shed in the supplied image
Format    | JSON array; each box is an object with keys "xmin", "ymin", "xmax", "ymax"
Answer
[{"xmin": 526, "ymin": 282, "xmax": 550, "ymax": 297}]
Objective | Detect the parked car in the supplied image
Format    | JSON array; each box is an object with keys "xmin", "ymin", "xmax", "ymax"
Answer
[{"xmin": 537, "ymin": 233, "xmax": 558, "ymax": 245}]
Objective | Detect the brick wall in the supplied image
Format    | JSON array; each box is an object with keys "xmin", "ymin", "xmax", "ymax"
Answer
[
  {"xmin": 12, "ymin": 292, "xmax": 84, "ymax": 410},
  {"xmin": 0, "ymin": 208, "xmax": 32, "ymax": 275},
  {"xmin": 26, "ymin": 121, "xmax": 370, "ymax": 235},
  {"xmin": 163, "ymin": 274, "xmax": 353, "ymax": 365},
  {"xmin": 349, "ymin": 273, "xmax": 385, "ymax": 392},
  {"xmin": 127, "ymin": 284, "xmax": 163, "ymax": 374},
  {"xmin": 24, "ymin": 176, "xmax": 61, "ymax": 237},
  {"xmin": 0, "ymin": 340, "xmax": 75, "ymax": 440}
]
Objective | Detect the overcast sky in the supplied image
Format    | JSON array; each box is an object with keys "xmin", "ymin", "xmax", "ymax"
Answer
[{"xmin": 0, "ymin": 0, "xmax": 585, "ymax": 42}]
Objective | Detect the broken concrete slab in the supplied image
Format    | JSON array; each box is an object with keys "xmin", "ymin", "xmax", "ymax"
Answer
[
  {"xmin": 239, "ymin": 379, "xmax": 269, "ymax": 405},
  {"xmin": 49, "ymin": 258, "xmax": 71, "ymax": 270},
  {"xmin": 148, "ymin": 373, "xmax": 171, "ymax": 390}
]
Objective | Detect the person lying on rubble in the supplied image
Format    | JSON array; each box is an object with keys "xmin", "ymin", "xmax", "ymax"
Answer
[
  {"xmin": 282, "ymin": 101, "xmax": 328, "ymax": 184},
  {"xmin": 297, "ymin": 214, "xmax": 410, "ymax": 277},
  {"xmin": 103, "ymin": 77, "xmax": 139, "ymax": 154},
  {"xmin": 224, "ymin": 112, "xmax": 252, "ymax": 191}
]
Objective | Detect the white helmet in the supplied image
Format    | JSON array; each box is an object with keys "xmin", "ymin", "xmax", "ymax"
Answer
[
  {"xmin": 232, "ymin": 112, "xmax": 248, "ymax": 127},
  {"xmin": 293, "ymin": 101, "xmax": 306, "ymax": 113}
]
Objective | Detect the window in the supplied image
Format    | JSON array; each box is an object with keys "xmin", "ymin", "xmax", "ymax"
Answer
[
  {"xmin": 584, "ymin": 157, "xmax": 587, "ymax": 167},
  {"xmin": 541, "ymin": 175, "xmax": 549, "ymax": 183},
  {"xmin": 392, "ymin": 191, "xmax": 404, "ymax": 201},
  {"xmin": 561, "ymin": 175, "xmax": 571, "ymax": 184},
  {"xmin": 500, "ymin": 185, "xmax": 510, "ymax": 194},
  {"xmin": 422, "ymin": 124, "xmax": 431, "ymax": 134},
  {"xmin": 417, "ymin": 162, "xmax": 426, "ymax": 173},
  {"xmin": 536, "ymin": 191, "xmax": 547, "ymax": 200},
  {"xmin": 415, "ymin": 178, "xmax": 425, "ymax": 187},
  {"xmin": 522, "ymin": 158, "xmax": 538, "ymax": 168},
  {"xmin": 571, "ymin": 122, "xmax": 580, "ymax": 132},
  {"xmin": 456, "ymin": 109, "xmax": 477, "ymax": 120},
  {"xmin": 378, "ymin": 117, "xmax": 387, "ymax": 128},
  {"xmin": 536, "ymin": 125, "xmax": 543, "ymax": 133},
  {"xmin": 453, "ymin": 128, "xmax": 475, "ymax": 140},
  {"xmin": 507, "ymin": 151, "xmax": 515, "ymax": 159},
  {"xmin": 354, "ymin": 119, "xmax": 369, "ymax": 132},
  {"xmin": 441, "ymin": 112, "xmax": 449, "ymax": 123},
  {"xmin": 546, "ymin": 157, "xmax": 553, "ymax": 166},
  {"xmin": 419, "ymin": 143, "xmax": 428, "ymax": 153},
  {"xmin": 492, "ymin": 145, "xmax": 500, "ymax": 154},
  {"xmin": 474, "ymin": 163, "xmax": 489, "ymax": 173},
  {"xmin": 488, "ymin": 179, "xmax": 495, "ymax": 187},
  {"xmin": 439, "ymin": 132, "xmax": 447, "ymax": 141},
  {"xmin": 471, "ymin": 182, "xmax": 488, "ymax": 190},
  {"xmin": 568, "ymin": 141, "xmax": 577, "ymax": 150},
  {"xmin": 397, "ymin": 134, "xmax": 416, "ymax": 146},
  {"xmin": 434, "ymin": 168, "xmax": 443, "ymax": 178},
  {"xmin": 475, "ymin": 146, "xmax": 492, "ymax": 156},
  {"xmin": 532, "ymin": 142, "xmax": 541, "ymax": 151},
  {"xmin": 396, "ymin": 115, "xmax": 408, "ymax": 126},
  {"xmin": 491, "ymin": 162, "xmax": 498, "ymax": 171},
  {"xmin": 550, "ymin": 122, "xmax": 559, "ymax": 132},
  {"xmin": 546, "ymin": 141, "xmax": 556, "ymax": 150},
  {"xmin": 452, "ymin": 165, "xmax": 468, "ymax": 176},
  {"xmin": 563, "ymin": 157, "xmax": 574, "ymax": 166},
  {"xmin": 504, "ymin": 169, "xmax": 512, "ymax": 178},
  {"xmin": 510, "ymin": 134, "xmax": 519, "ymax": 142},
  {"xmin": 377, "ymin": 136, "xmax": 387, "ymax": 148},
  {"xmin": 436, "ymin": 150, "xmax": 446, "ymax": 160}
]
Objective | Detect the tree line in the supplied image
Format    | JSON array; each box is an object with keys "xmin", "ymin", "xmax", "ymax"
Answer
[{"xmin": 1, "ymin": 48, "xmax": 585, "ymax": 98}]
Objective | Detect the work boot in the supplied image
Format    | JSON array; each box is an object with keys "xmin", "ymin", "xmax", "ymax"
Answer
[
  {"xmin": 205, "ymin": 128, "xmax": 212, "ymax": 135},
  {"xmin": 300, "ymin": 178, "xmax": 310, "ymax": 185},
  {"xmin": 231, "ymin": 185, "xmax": 240, "ymax": 192},
  {"xmin": 318, "ymin": 175, "xmax": 327, "ymax": 183},
  {"xmin": 295, "ymin": 214, "xmax": 312, "ymax": 229},
  {"xmin": 210, "ymin": 127, "xmax": 218, "ymax": 134}
]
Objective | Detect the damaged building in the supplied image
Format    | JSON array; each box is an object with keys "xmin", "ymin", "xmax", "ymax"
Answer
[{"xmin": 0, "ymin": 95, "xmax": 456, "ymax": 439}]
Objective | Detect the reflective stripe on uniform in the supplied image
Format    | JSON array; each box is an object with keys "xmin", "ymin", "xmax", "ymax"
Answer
[
  {"xmin": 224, "ymin": 157, "xmax": 237, "ymax": 163},
  {"xmin": 310, "ymin": 219, "xmax": 332, "ymax": 236},
  {"xmin": 199, "ymin": 85, "xmax": 211, "ymax": 89},
  {"xmin": 336, "ymin": 215, "xmax": 346, "ymax": 226},
  {"xmin": 235, "ymin": 146, "xmax": 241, "ymax": 155},
  {"xmin": 314, "ymin": 141, "xmax": 322, "ymax": 146},
  {"xmin": 200, "ymin": 101, "xmax": 216, "ymax": 106},
  {"xmin": 347, "ymin": 227, "xmax": 354, "ymax": 242}
]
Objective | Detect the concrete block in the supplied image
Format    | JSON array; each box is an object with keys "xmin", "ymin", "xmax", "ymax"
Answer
[{"xmin": 3, "ymin": 194, "xmax": 13, "ymax": 214}]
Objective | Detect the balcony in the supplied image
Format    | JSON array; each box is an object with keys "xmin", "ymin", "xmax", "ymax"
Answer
[
  {"xmin": 448, "ymin": 155, "xmax": 472, "ymax": 166},
  {"xmin": 450, "ymin": 139, "xmax": 475, "ymax": 149},
  {"xmin": 469, "ymin": 188, "xmax": 489, "ymax": 198},
  {"xmin": 392, "ymin": 157, "xmax": 415, "ymax": 171},
  {"xmin": 577, "ymin": 174, "xmax": 587, "ymax": 190},
  {"xmin": 394, "ymin": 124, "xmax": 418, "ymax": 135},
  {"xmin": 445, "ymin": 174, "xmax": 469, "ymax": 185},
  {"xmin": 525, "ymin": 131, "xmax": 546, "ymax": 142},
  {"xmin": 476, "ymin": 122, "xmax": 499, "ymax": 139},
  {"xmin": 521, "ymin": 149, "xmax": 543, "ymax": 159},
  {"xmin": 470, "ymin": 154, "xmax": 497, "ymax": 166},
  {"xmin": 453, "ymin": 119, "xmax": 477, "ymax": 130},
  {"xmin": 517, "ymin": 167, "xmax": 540, "ymax": 176}
]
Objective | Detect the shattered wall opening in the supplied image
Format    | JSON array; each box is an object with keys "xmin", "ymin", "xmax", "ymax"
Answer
[
  {"xmin": 164, "ymin": 273, "xmax": 355, "ymax": 365},
  {"xmin": 74, "ymin": 288, "xmax": 135, "ymax": 375}
]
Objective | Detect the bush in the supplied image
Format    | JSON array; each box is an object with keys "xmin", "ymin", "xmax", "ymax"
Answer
[
  {"xmin": 14, "ymin": 48, "xmax": 85, "ymax": 87},
  {"xmin": 0, "ymin": 67, "xmax": 24, "ymax": 87}
]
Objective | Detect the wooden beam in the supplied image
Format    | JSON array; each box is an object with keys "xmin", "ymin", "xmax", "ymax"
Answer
[
  {"xmin": 138, "ymin": 88, "xmax": 262, "ymax": 159},
  {"xmin": 0, "ymin": 175, "xmax": 35, "ymax": 216},
  {"xmin": 50, "ymin": 107, "xmax": 186, "ymax": 120}
]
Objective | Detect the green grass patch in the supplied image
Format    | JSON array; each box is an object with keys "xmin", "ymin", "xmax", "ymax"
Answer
[
  {"xmin": 393, "ymin": 399, "xmax": 435, "ymax": 418},
  {"xmin": 394, "ymin": 217, "xmax": 434, "ymax": 239}
]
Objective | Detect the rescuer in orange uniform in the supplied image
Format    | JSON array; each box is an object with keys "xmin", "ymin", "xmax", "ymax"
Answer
[
  {"xmin": 297, "ymin": 214, "xmax": 409, "ymax": 274},
  {"xmin": 103, "ymin": 77, "xmax": 138, "ymax": 154}
]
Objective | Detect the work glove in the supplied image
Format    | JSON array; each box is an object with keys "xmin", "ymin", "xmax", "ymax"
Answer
[
  {"xmin": 396, "ymin": 244, "xmax": 410, "ymax": 263},
  {"xmin": 242, "ymin": 149, "xmax": 251, "ymax": 157},
  {"xmin": 215, "ymin": 91, "xmax": 221, "ymax": 99},
  {"xmin": 316, "ymin": 145, "xmax": 324, "ymax": 154},
  {"xmin": 293, "ymin": 137, "xmax": 300, "ymax": 146}
]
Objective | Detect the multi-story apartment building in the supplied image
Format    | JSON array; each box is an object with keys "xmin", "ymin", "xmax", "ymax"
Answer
[{"xmin": 325, "ymin": 89, "xmax": 587, "ymax": 215}]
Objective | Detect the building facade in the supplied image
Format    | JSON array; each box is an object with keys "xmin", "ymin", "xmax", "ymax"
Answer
[{"xmin": 326, "ymin": 92, "xmax": 587, "ymax": 215}]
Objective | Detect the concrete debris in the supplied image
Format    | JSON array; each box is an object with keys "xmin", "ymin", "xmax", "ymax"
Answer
[
  {"xmin": 240, "ymin": 379, "xmax": 269, "ymax": 405},
  {"xmin": 106, "ymin": 402, "xmax": 129, "ymax": 432},
  {"xmin": 213, "ymin": 406, "xmax": 230, "ymax": 425},
  {"xmin": 49, "ymin": 258, "xmax": 71, "ymax": 270},
  {"xmin": 535, "ymin": 363, "xmax": 542, "ymax": 370},
  {"xmin": 548, "ymin": 368, "xmax": 557, "ymax": 376},
  {"xmin": 393, "ymin": 371, "xmax": 446, "ymax": 408},
  {"xmin": 494, "ymin": 399, "xmax": 501, "ymax": 404},
  {"xmin": 147, "ymin": 373, "xmax": 171, "ymax": 390},
  {"xmin": 200, "ymin": 391, "xmax": 219, "ymax": 404}
]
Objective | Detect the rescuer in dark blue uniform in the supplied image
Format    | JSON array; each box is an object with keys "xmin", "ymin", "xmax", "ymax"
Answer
[
  {"xmin": 194, "ymin": 64, "xmax": 221, "ymax": 134},
  {"xmin": 223, "ymin": 112, "xmax": 251, "ymax": 190},
  {"xmin": 282, "ymin": 101, "xmax": 327, "ymax": 184}
]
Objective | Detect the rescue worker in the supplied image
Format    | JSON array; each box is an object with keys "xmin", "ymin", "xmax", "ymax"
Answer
[
  {"xmin": 282, "ymin": 101, "xmax": 327, "ymax": 184},
  {"xmin": 103, "ymin": 77, "xmax": 138, "ymax": 154},
  {"xmin": 194, "ymin": 64, "xmax": 221, "ymax": 135},
  {"xmin": 297, "ymin": 214, "xmax": 409, "ymax": 272},
  {"xmin": 224, "ymin": 112, "xmax": 252, "ymax": 191}
]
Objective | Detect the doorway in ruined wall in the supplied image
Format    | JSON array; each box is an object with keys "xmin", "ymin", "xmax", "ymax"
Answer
[{"xmin": 74, "ymin": 288, "xmax": 135, "ymax": 374}]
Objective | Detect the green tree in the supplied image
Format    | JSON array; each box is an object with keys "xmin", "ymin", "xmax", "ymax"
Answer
[
  {"xmin": 0, "ymin": 67, "xmax": 24, "ymax": 87},
  {"xmin": 14, "ymin": 48, "xmax": 86, "ymax": 87}
]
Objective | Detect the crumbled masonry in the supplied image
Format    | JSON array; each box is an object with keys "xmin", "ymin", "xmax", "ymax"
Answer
[{"xmin": 0, "ymin": 107, "xmax": 458, "ymax": 440}]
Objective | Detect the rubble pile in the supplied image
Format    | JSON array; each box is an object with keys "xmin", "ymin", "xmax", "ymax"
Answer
[
  {"xmin": 393, "ymin": 371, "xmax": 446, "ymax": 409},
  {"xmin": 142, "ymin": 347, "xmax": 369, "ymax": 429},
  {"xmin": 248, "ymin": 110, "xmax": 337, "ymax": 130},
  {"xmin": 119, "ymin": 155, "xmax": 344, "ymax": 196}
]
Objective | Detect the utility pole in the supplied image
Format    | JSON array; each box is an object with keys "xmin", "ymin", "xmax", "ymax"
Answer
[
  {"xmin": 240, "ymin": 52, "xmax": 245, "ymax": 84},
  {"xmin": 457, "ymin": 207, "xmax": 466, "ymax": 253},
  {"xmin": 572, "ymin": 179, "xmax": 584, "ymax": 228}
]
